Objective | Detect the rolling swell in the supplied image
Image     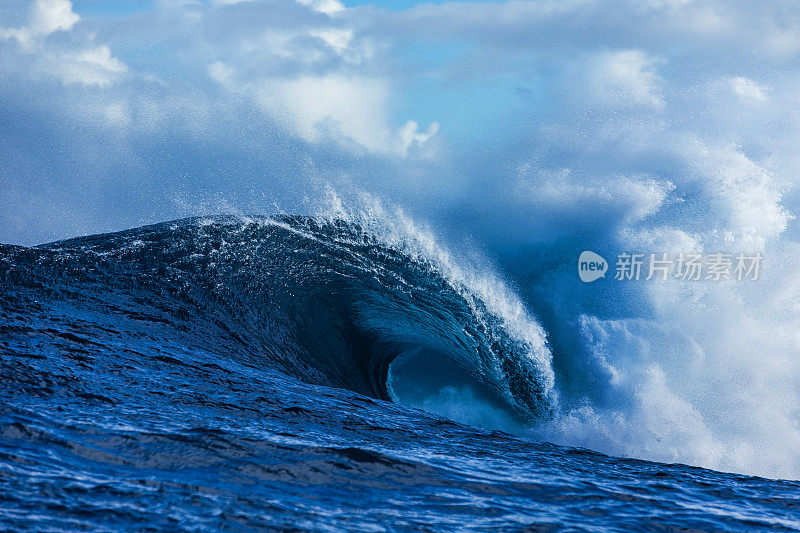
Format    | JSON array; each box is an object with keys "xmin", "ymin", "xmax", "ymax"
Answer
[{"xmin": 0, "ymin": 215, "xmax": 553, "ymax": 427}]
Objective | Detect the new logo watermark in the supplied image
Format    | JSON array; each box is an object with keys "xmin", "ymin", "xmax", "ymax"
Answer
[
  {"xmin": 578, "ymin": 251, "xmax": 608, "ymax": 282},
  {"xmin": 578, "ymin": 251, "xmax": 762, "ymax": 282}
]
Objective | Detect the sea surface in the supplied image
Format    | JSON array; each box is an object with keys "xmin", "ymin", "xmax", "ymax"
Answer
[{"xmin": 1, "ymin": 215, "xmax": 799, "ymax": 531}]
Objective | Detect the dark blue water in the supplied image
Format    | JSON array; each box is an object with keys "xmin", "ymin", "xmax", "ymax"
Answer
[{"xmin": 1, "ymin": 216, "xmax": 799, "ymax": 531}]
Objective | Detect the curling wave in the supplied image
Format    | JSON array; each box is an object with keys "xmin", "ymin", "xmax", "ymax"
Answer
[{"xmin": 0, "ymin": 214, "xmax": 554, "ymax": 429}]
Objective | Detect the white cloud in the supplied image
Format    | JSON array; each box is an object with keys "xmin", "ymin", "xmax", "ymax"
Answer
[
  {"xmin": 205, "ymin": 0, "xmax": 435, "ymax": 158},
  {"xmin": 55, "ymin": 45, "xmax": 128, "ymax": 87},
  {"xmin": 296, "ymin": 0, "xmax": 345, "ymax": 15},
  {"xmin": 0, "ymin": 0, "xmax": 126, "ymax": 87},
  {"xmin": 31, "ymin": 0, "xmax": 80, "ymax": 36},
  {"xmin": 210, "ymin": 66, "xmax": 436, "ymax": 154},
  {"xmin": 191, "ymin": 1, "xmax": 423, "ymax": 154},
  {"xmin": 0, "ymin": 0, "xmax": 80, "ymax": 47},
  {"xmin": 398, "ymin": 120, "xmax": 439, "ymax": 155},
  {"xmin": 262, "ymin": 74, "xmax": 390, "ymax": 148},
  {"xmin": 729, "ymin": 76, "xmax": 768, "ymax": 101},
  {"xmin": 101, "ymin": 102, "xmax": 131, "ymax": 127},
  {"xmin": 588, "ymin": 50, "xmax": 665, "ymax": 109},
  {"xmin": 208, "ymin": 61, "xmax": 235, "ymax": 84},
  {"xmin": 310, "ymin": 28, "xmax": 353, "ymax": 54}
]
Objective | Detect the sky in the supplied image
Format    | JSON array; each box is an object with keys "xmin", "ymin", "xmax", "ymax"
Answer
[
  {"xmin": 4, "ymin": 0, "xmax": 800, "ymax": 479},
  {"xmin": 3, "ymin": 0, "xmax": 799, "ymax": 249}
]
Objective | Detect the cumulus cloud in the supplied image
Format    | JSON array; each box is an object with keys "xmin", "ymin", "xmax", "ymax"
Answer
[
  {"xmin": 587, "ymin": 50, "xmax": 665, "ymax": 110},
  {"xmin": 208, "ymin": 61, "xmax": 437, "ymax": 154},
  {"xmin": 0, "ymin": 0, "xmax": 80, "ymax": 46},
  {"xmin": 398, "ymin": 120, "xmax": 440, "ymax": 155},
  {"xmin": 58, "ymin": 45, "xmax": 128, "ymax": 87},
  {"xmin": 310, "ymin": 28, "xmax": 353, "ymax": 53},
  {"xmin": 30, "ymin": 0, "xmax": 80, "ymax": 35},
  {"xmin": 729, "ymin": 76, "xmax": 768, "ymax": 101},
  {"xmin": 252, "ymin": 74, "xmax": 393, "ymax": 149},
  {"xmin": 296, "ymin": 0, "xmax": 345, "ymax": 15},
  {"xmin": 0, "ymin": 0, "xmax": 126, "ymax": 86}
]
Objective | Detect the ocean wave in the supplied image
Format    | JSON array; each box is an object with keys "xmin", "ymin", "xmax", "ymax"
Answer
[{"xmin": 1, "ymin": 213, "xmax": 554, "ymax": 430}]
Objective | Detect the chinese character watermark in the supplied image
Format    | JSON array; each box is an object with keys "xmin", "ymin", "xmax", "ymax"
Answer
[{"xmin": 579, "ymin": 251, "xmax": 762, "ymax": 282}]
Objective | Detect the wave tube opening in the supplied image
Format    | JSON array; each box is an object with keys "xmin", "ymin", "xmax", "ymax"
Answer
[{"xmin": 386, "ymin": 347, "xmax": 526, "ymax": 431}]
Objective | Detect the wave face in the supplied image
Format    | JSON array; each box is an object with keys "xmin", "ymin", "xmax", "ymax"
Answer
[
  {"xmin": 0, "ymin": 215, "xmax": 552, "ymax": 425},
  {"xmin": 1, "ymin": 215, "xmax": 799, "ymax": 530}
]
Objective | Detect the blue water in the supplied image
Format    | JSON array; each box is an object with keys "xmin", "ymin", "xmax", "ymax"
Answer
[{"xmin": 1, "ymin": 215, "xmax": 799, "ymax": 531}]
